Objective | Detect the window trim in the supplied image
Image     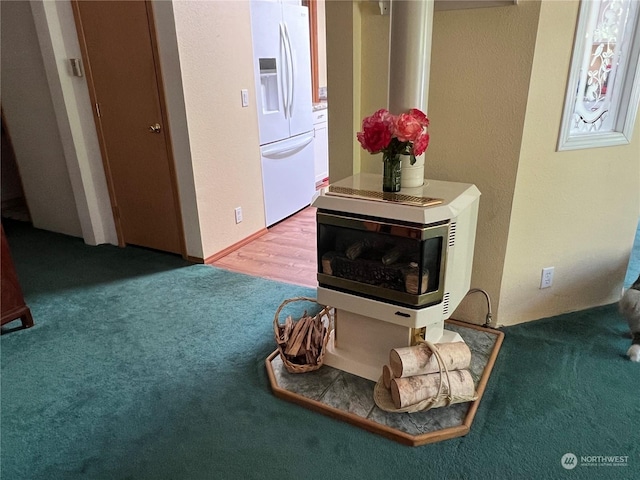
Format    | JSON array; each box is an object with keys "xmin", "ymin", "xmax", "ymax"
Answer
[{"xmin": 557, "ymin": 0, "xmax": 640, "ymax": 151}]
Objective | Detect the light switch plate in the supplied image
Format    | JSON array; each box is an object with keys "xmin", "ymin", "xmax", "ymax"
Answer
[{"xmin": 70, "ymin": 58, "xmax": 83, "ymax": 77}]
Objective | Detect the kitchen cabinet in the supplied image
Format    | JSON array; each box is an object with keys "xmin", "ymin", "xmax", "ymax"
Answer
[{"xmin": 313, "ymin": 107, "xmax": 329, "ymax": 188}]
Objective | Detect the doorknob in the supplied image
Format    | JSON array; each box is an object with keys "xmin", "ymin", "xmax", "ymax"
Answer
[{"xmin": 149, "ymin": 123, "xmax": 162, "ymax": 133}]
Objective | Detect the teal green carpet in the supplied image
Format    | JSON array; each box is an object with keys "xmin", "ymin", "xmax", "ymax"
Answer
[{"xmin": 2, "ymin": 221, "xmax": 639, "ymax": 479}]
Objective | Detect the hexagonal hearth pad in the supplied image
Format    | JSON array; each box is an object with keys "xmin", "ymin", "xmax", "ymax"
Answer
[{"xmin": 265, "ymin": 319, "xmax": 503, "ymax": 446}]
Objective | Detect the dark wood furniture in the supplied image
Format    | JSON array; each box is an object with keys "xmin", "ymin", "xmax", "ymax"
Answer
[{"xmin": 1, "ymin": 225, "xmax": 33, "ymax": 329}]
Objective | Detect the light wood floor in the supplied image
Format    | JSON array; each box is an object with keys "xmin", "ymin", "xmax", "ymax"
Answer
[{"xmin": 211, "ymin": 206, "xmax": 317, "ymax": 288}]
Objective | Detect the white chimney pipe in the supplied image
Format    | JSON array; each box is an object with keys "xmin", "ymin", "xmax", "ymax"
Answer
[
  {"xmin": 387, "ymin": 0, "xmax": 434, "ymax": 114},
  {"xmin": 387, "ymin": 0, "xmax": 434, "ymax": 188}
]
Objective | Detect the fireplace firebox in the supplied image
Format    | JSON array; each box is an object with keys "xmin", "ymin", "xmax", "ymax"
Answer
[
  {"xmin": 317, "ymin": 212, "xmax": 448, "ymax": 308},
  {"xmin": 312, "ymin": 173, "xmax": 480, "ymax": 381}
]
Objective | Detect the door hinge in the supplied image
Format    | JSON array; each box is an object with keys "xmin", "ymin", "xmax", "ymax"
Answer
[{"xmin": 95, "ymin": 103, "xmax": 102, "ymax": 118}]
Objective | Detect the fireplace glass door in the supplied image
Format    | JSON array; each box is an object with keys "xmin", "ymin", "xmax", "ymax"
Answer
[{"xmin": 316, "ymin": 211, "xmax": 449, "ymax": 308}]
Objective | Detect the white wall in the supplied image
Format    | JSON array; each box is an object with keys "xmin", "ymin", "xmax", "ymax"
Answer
[{"xmin": 1, "ymin": 0, "xmax": 82, "ymax": 238}]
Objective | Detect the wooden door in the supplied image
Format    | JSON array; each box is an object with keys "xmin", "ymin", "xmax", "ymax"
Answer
[{"xmin": 72, "ymin": 1, "xmax": 183, "ymax": 254}]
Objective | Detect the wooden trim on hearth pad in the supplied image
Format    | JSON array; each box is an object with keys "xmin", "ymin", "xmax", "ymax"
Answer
[
  {"xmin": 265, "ymin": 319, "xmax": 504, "ymax": 447},
  {"xmin": 204, "ymin": 228, "xmax": 269, "ymax": 264}
]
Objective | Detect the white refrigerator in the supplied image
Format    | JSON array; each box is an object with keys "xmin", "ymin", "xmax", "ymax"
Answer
[{"xmin": 250, "ymin": 0, "xmax": 315, "ymax": 227}]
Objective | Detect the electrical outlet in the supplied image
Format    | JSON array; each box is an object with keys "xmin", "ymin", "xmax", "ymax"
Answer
[
  {"xmin": 540, "ymin": 267, "xmax": 554, "ymax": 289},
  {"xmin": 241, "ymin": 89, "xmax": 249, "ymax": 107},
  {"xmin": 234, "ymin": 207, "xmax": 243, "ymax": 224}
]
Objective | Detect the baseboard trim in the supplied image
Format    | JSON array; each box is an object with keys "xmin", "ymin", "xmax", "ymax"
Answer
[
  {"xmin": 186, "ymin": 255, "xmax": 205, "ymax": 264},
  {"xmin": 204, "ymin": 228, "xmax": 269, "ymax": 264}
]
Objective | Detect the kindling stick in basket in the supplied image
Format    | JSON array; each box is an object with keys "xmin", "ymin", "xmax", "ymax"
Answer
[{"xmin": 273, "ymin": 297, "xmax": 332, "ymax": 374}]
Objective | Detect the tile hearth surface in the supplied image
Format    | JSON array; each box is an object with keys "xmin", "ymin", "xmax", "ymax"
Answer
[{"xmin": 266, "ymin": 320, "xmax": 503, "ymax": 446}]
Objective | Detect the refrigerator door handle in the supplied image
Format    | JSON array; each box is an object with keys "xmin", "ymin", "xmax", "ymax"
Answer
[
  {"xmin": 279, "ymin": 22, "xmax": 289, "ymax": 118},
  {"xmin": 261, "ymin": 133, "xmax": 313, "ymax": 159},
  {"xmin": 283, "ymin": 22, "xmax": 294, "ymax": 119}
]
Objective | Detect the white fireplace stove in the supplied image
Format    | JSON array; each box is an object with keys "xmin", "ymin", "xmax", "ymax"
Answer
[{"xmin": 312, "ymin": 173, "xmax": 480, "ymax": 381}]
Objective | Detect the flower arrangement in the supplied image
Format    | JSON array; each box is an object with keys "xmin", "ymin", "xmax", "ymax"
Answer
[{"xmin": 356, "ymin": 108, "xmax": 430, "ymax": 165}]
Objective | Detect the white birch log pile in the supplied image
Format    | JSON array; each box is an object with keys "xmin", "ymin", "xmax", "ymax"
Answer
[
  {"xmin": 376, "ymin": 341, "xmax": 477, "ymax": 412},
  {"xmin": 389, "ymin": 341, "xmax": 471, "ymax": 378},
  {"xmin": 390, "ymin": 369, "xmax": 475, "ymax": 409}
]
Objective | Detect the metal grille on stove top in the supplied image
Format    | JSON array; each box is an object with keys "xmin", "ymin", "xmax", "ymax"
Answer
[{"xmin": 326, "ymin": 186, "xmax": 443, "ymax": 207}]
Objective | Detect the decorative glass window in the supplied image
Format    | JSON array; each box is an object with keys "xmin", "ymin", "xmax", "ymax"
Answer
[{"xmin": 558, "ymin": 0, "xmax": 640, "ymax": 151}]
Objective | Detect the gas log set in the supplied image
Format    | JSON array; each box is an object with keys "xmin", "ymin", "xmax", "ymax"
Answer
[{"xmin": 321, "ymin": 233, "xmax": 432, "ymax": 296}]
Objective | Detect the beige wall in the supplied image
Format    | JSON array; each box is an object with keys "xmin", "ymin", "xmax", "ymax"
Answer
[
  {"xmin": 31, "ymin": 0, "xmax": 118, "ymax": 246},
  {"xmin": 325, "ymin": 0, "xmax": 392, "ymax": 181},
  {"xmin": 498, "ymin": 0, "xmax": 640, "ymax": 325},
  {"xmin": 4, "ymin": 0, "xmax": 283, "ymax": 260},
  {"xmin": 152, "ymin": 0, "xmax": 203, "ymax": 258},
  {"xmin": 171, "ymin": 0, "xmax": 265, "ymax": 259},
  {"xmin": 317, "ymin": 0, "xmax": 328, "ymax": 89},
  {"xmin": 327, "ymin": 0, "xmax": 640, "ymax": 325},
  {"xmin": 325, "ymin": 0, "xmax": 361, "ymax": 181},
  {"xmin": 357, "ymin": 1, "xmax": 390, "ymax": 175},
  {"xmin": 427, "ymin": 0, "xmax": 541, "ymax": 325},
  {"xmin": 327, "ymin": 0, "xmax": 640, "ymax": 326},
  {"xmin": 1, "ymin": 0, "xmax": 82, "ymax": 238}
]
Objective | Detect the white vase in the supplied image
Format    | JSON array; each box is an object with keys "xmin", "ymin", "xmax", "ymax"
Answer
[{"xmin": 400, "ymin": 154, "xmax": 425, "ymax": 188}]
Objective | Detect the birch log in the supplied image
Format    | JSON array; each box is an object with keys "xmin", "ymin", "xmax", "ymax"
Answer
[
  {"xmin": 390, "ymin": 369, "xmax": 475, "ymax": 409},
  {"xmin": 389, "ymin": 342, "xmax": 471, "ymax": 378},
  {"xmin": 382, "ymin": 365, "xmax": 394, "ymax": 389}
]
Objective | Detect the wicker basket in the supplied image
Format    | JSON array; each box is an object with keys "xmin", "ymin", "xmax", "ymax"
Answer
[{"xmin": 273, "ymin": 297, "xmax": 332, "ymax": 374}]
